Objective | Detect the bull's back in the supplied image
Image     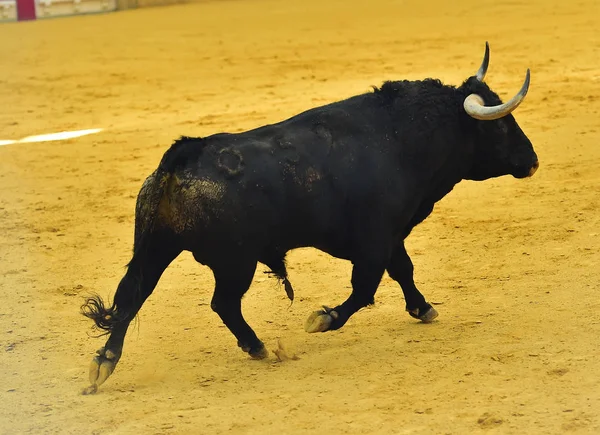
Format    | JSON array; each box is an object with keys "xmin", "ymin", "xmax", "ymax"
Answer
[{"xmin": 150, "ymin": 95, "xmax": 404, "ymax": 253}]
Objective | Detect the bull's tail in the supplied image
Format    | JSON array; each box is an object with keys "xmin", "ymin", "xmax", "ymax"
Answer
[
  {"xmin": 81, "ymin": 294, "xmax": 123, "ymax": 335},
  {"xmin": 81, "ymin": 137, "xmax": 194, "ymax": 335}
]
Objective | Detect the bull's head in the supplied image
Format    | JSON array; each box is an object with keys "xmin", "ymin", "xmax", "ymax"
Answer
[{"xmin": 461, "ymin": 42, "xmax": 539, "ymax": 181}]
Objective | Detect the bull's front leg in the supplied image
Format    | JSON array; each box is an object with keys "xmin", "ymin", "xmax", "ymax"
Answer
[
  {"xmin": 386, "ymin": 242, "xmax": 438, "ymax": 322},
  {"xmin": 305, "ymin": 258, "xmax": 386, "ymax": 333}
]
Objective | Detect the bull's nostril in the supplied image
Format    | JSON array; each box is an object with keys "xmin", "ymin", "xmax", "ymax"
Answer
[{"xmin": 528, "ymin": 160, "xmax": 539, "ymax": 177}]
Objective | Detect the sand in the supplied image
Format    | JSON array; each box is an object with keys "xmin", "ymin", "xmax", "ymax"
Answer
[{"xmin": 0, "ymin": 0, "xmax": 599, "ymax": 433}]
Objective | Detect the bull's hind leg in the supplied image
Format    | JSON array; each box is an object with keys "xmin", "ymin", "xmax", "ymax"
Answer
[
  {"xmin": 305, "ymin": 257, "xmax": 386, "ymax": 333},
  {"xmin": 209, "ymin": 257, "xmax": 268, "ymax": 359},
  {"xmin": 81, "ymin": 238, "xmax": 181, "ymax": 394},
  {"xmin": 386, "ymin": 242, "xmax": 438, "ymax": 323}
]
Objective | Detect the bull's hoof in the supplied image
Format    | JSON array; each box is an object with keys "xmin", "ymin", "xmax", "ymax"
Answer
[
  {"xmin": 82, "ymin": 347, "xmax": 120, "ymax": 395},
  {"xmin": 304, "ymin": 306, "xmax": 339, "ymax": 333},
  {"xmin": 239, "ymin": 340, "xmax": 269, "ymax": 359},
  {"xmin": 408, "ymin": 305, "xmax": 439, "ymax": 323},
  {"xmin": 249, "ymin": 345, "xmax": 269, "ymax": 360}
]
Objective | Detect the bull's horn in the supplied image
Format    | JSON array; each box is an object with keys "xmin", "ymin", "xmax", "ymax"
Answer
[
  {"xmin": 464, "ymin": 69, "xmax": 531, "ymax": 121},
  {"xmin": 476, "ymin": 41, "xmax": 490, "ymax": 81}
]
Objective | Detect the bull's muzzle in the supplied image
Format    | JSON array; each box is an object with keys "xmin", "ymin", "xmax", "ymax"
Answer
[{"xmin": 528, "ymin": 160, "xmax": 540, "ymax": 177}]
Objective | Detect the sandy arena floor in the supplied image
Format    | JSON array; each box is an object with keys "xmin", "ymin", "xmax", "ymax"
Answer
[{"xmin": 1, "ymin": 0, "xmax": 599, "ymax": 433}]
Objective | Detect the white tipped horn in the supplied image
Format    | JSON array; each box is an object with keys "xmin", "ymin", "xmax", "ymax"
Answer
[{"xmin": 464, "ymin": 68, "xmax": 531, "ymax": 121}]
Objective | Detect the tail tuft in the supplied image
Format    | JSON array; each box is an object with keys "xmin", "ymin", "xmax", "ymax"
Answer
[{"xmin": 81, "ymin": 294, "xmax": 126, "ymax": 335}]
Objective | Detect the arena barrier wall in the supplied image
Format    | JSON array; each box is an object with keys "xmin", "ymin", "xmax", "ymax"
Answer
[{"xmin": 1, "ymin": 0, "xmax": 216, "ymax": 22}]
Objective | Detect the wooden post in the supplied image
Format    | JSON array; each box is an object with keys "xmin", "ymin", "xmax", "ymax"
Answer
[{"xmin": 16, "ymin": 0, "xmax": 36, "ymax": 20}]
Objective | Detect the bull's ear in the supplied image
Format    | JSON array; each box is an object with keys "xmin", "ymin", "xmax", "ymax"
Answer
[
  {"xmin": 475, "ymin": 42, "xmax": 490, "ymax": 81},
  {"xmin": 464, "ymin": 69, "xmax": 531, "ymax": 120}
]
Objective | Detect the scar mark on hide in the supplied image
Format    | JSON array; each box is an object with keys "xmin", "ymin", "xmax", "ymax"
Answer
[
  {"xmin": 217, "ymin": 148, "xmax": 244, "ymax": 177},
  {"xmin": 275, "ymin": 135, "xmax": 293, "ymax": 149},
  {"xmin": 275, "ymin": 135, "xmax": 300, "ymax": 164},
  {"xmin": 303, "ymin": 166, "xmax": 322, "ymax": 192},
  {"xmin": 314, "ymin": 123, "xmax": 333, "ymax": 144}
]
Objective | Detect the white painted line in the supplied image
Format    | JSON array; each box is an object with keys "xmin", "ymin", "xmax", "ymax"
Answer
[
  {"xmin": 0, "ymin": 128, "xmax": 103, "ymax": 146},
  {"xmin": 19, "ymin": 128, "xmax": 104, "ymax": 143}
]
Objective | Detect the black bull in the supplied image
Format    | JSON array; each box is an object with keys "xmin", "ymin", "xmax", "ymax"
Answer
[{"xmin": 82, "ymin": 42, "xmax": 538, "ymax": 393}]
